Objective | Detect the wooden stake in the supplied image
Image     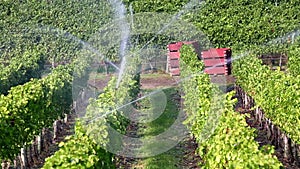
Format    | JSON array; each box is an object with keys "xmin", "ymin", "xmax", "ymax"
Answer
[
  {"xmin": 64, "ymin": 113, "xmax": 68, "ymax": 123},
  {"xmin": 283, "ymin": 134, "xmax": 290, "ymax": 159},
  {"xmin": 37, "ymin": 133, "xmax": 42, "ymax": 153},
  {"xmin": 20, "ymin": 147, "xmax": 27, "ymax": 168},
  {"xmin": 53, "ymin": 120, "xmax": 58, "ymax": 141}
]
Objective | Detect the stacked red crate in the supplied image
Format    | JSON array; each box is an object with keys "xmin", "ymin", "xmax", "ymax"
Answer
[
  {"xmin": 168, "ymin": 42, "xmax": 183, "ymax": 52},
  {"xmin": 201, "ymin": 48, "xmax": 231, "ymax": 75},
  {"xmin": 167, "ymin": 41, "xmax": 200, "ymax": 76},
  {"xmin": 167, "ymin": 42, "xmax": 182, "ymax": 76}
]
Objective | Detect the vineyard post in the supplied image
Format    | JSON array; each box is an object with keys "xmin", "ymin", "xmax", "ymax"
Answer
[
  {"xmin": 266, "ymin": 119, "xmax": 271, "ymax": 140},
  {"xmin": 283, "ymin": 134, "xmax": 291, "ymax": 159},
  {"xmin": 20, "ymin": 146, "xmax": 27, "ymax": 168},
  {"xmin": 258, "ymin": 108, "xmax": 263, "ymax": 127},
  {"xmin": 64, "ymin": 113, "xmax": 68, "ymax": 123},
  {"xmin": 276, "ymin": 127, "xmax": 280, "ymax": 147},
  {"xmin": 37, "ymin": 132, "xmax": 42, "ymax": 153},
  {"xmin": 53, "ymin": 120, "xmax": 58, "ymax": 141},
  {"xmin": 13, "ymin": 158, "xmax": 16, "ymax": 168},
  {"xmin": 270, "ymin": 123, "xmax": 275, "ymax": 144}
]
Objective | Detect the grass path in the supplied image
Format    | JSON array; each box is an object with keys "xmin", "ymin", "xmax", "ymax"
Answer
[{"xmin": 129, "ymin": 87, "xmax": 200, "ymax": 169}]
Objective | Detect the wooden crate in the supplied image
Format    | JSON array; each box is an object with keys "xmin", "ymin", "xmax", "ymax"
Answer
[
  {"xmin": 168, "ymin": 51, "xmax": 180, "ymax": 59},
  {"xmin": 169, "ymin": 59, "xmax": 180, "ymax": 68},
  {"xmin": 168, "ymin": 42, "xmax": 183, "ymax": 52},
  {"xmin": 167, "ymin": 41, "xmax": 202, "ymax": 76},
  {"xmin": 204, "ymin": 66, "xmax": 229, "ymax": 75},
  {"xmin": 201, "ymin": 48, "xmax": 232, "ymax": 75},
  {"xmin": 258, "ymin": 53, "xmax": 288, "ymax": 71}
]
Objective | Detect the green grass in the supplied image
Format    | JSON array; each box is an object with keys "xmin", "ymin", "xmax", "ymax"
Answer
[
  {"xmin": 142, "ymin": 152, "xmax": 179, "ymax": 169},
  {"xmin": 138, "ymin": 88, "xmax": 179, "ymax": 136},
  {"xmin": 133, "ymin": 87, "xmax": 184, "ymax": 169}
]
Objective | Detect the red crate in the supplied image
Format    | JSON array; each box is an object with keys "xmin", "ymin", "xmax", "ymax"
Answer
[
  {"xmin": 168, "ymin": 42, "xmax": 183, "ymax": 51},
  {"xmin": 169, "ymin": 59, "xmax": 180, "ymax": 68},
  {"xmin": 201, "ymin": 48, "xmax": 231, "ymax": 59},
  {"xmin": 167, "ymin": 41, "xmax": 216, "ymax": 76},
  {"xmin": 167, "ymin": 41, "xmax": 199, "ymax": 76},
  {"xmin": 169, "ymin": 51, "xmax": 180, "ymax": 59},
  {"xmin": 201, "ymin": 48, "xmax": 231, "ymax": 75},
  {"xmin": 203, "ymin": 58, "xmax": 227, "ymax": 67},
  {"xmin": 170, "ymin": 68, "xmax": 180, "ymax": 76},
  {"xmin": 204, "ymin": 66, "xmax": 228, "ymax": 75}
]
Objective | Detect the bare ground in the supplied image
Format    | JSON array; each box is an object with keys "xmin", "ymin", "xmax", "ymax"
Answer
[
  {"xmin": 31, "ymin": 113, "xmax": 76, "ymax": 168},
  {"xmin": 140, "ymin": 74, "xmax": 179, "ymax": 89}
]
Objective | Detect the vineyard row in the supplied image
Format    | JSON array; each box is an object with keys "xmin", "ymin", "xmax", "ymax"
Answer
[
  {"xmin": 42, "ymin": 53, "xmax": 141, "ymax": 168},
  {"xmin": 233, "ymin": 53, "xmax": 300, "ymax": 145},
  {"xmin": 0, "ymin": 48, "xmax": 44, "ymax": 95},
  {"xmin": 180, "ymin": 44, "xmax": 282, "ymax": 168},
  {"xmin": 235, "ymin": 86, "xmax": 300, "ymax": 166},
  {"xmin": 0, "ymin": 47, "xmax": 96, "ymax": 163}
]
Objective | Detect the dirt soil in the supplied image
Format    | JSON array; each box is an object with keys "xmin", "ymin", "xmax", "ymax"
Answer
[
  {"xmin": 88, "ymin": 73, "xmax": 236, "ymax": 90},
  {"xmin": 31, "ymin": 114, "xmax": 76, "ymax": 168},
  {"xmin": 88, "ymin": 75, "xmax": 112, "ymax": 90},
  {"xmin": 140, "ymin": 74, "xmax": 179, "ymax": 89},
  {"xmin": 87, "ymin": 73, "xmax": 178, "ymax": 91},
  {"xmin": 140, "ymin": 74, "xmax": 236, "ymax": 89}
]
